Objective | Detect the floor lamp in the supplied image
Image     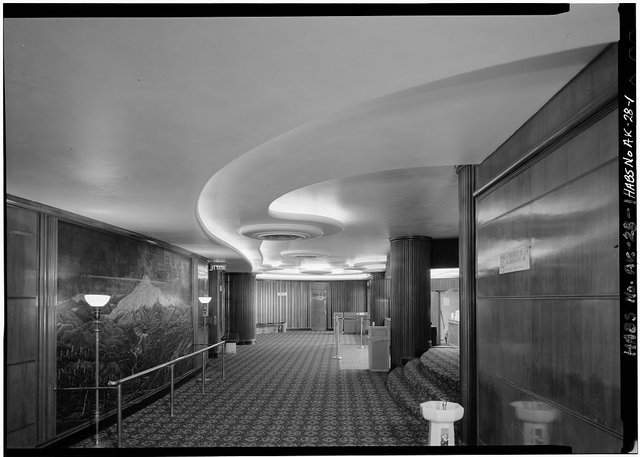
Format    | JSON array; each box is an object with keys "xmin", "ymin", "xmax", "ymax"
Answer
[{"xmin": 85, "ymin": 294, "xmax": 110, "ymax": 447}]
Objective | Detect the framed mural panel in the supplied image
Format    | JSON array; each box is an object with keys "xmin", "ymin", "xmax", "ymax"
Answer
[{"xmin": 55, "ymin": 220, "xmax": 194, "ymax": 434}]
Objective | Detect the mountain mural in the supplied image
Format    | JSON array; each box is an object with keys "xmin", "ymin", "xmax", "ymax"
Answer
[
  {"xmin": 105, "ymin": 275, "xmax": 187, "ymax": 325},
  {"xmin": 55, "ymin": 220, "xmax": 197, "ymax": 434}
]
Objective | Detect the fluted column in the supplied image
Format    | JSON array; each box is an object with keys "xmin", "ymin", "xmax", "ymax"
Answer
[
  {"xmin": 227, "ymin": 273, "xmax": 256, "ymax": 345},
  {"xmin": 389, "ymin": 236, "xmax": 431, "ymax": 367}
]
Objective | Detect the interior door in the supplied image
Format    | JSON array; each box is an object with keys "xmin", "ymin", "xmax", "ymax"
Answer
[{"xmin": 310, "ymin": 289, "xmax": 327, "ymax": 331}]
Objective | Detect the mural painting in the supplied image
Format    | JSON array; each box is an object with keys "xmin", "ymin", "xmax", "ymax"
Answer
[{"xmin": 56, "ymin": 221, "xmax": 195, "ymax": 433}]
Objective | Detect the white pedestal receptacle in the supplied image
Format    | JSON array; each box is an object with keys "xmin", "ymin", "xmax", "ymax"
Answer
[
  {"xmin": 420, "ymin": 401, "xmax": 464, "ymax": 446},
  {"xmin": 511, "ymin": 401, "xmax": 559, "ymax": 445},
  {"xmin": 225, "ymin": 342, "xmax": 237, "ymax": 355}
]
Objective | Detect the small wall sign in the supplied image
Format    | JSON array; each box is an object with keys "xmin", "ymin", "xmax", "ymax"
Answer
[
  {"xmin": 499, "ymin": 245, "xmax": 531, "ymax": 274},
  {"xmin": 277, "ymin": 292, "xmax": 287, "ymax": 297}
]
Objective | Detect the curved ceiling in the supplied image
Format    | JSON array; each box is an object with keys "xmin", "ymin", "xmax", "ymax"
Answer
[{"xmin": 4, "ymin": 6, "xmax": 619, "ymax": 276}]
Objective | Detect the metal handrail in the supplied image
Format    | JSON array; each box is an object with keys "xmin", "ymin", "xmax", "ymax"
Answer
[{"xmin": 107, "ymin": 340, "xmax": 226, "ymax": 447}]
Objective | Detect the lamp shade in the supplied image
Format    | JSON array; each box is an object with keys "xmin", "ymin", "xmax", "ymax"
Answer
[
  {"xmin": 198, "ymin": 296, "xmax": 212, "ymax": 304},
  {"xmin": 85, "ymin": 294, "xmax": 110, "ymax": 307}
]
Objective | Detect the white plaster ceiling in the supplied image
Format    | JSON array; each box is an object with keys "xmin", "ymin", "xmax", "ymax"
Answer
[{"xmin": 4, "ymin": 5, "xmax": 619, "ymax": 276}]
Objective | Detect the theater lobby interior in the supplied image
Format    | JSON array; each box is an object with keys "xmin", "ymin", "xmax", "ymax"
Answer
[{"xmin": 3, "ymin": 3, "xmax": 636, "ymax": 454}]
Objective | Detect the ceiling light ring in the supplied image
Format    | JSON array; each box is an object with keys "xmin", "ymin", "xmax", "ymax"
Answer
[
  {"xmin": 238, "ymin": 223, "xmax": 324, "ymax": 241},
  {"xmin": 280, "ymin": 249, "xmax": 330, "ymax": 259}
]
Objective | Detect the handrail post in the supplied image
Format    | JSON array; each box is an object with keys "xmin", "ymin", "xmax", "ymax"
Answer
[
  {"xmin": 201, "ymin": 352, "xmax": 206, "ymax": 394},
  {"xmin": 116, "ymin": 384, "xmax": 122, "ymax": 448},
  {"xmin": 222, "ymin": 342, "xmax": 225, "ymax": 380},
  {"xmin": 105, "ymin": 340, "xmax": 224, "ymax": 446},
  {"xmin": 360, "ymin": 316, "xmax": 365, "ymax": 349},
  {"xmin": 170, "ymin": 364, "xmax": 175, "ymax": 417}
]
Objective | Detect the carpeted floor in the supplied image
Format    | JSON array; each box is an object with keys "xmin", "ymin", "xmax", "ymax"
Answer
[{"xmin": 71, "ymin": 330, "xmax": 432, "ymax": 449}]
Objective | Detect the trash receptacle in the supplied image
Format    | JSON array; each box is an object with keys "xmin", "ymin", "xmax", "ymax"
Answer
[{"xmin": 368, "ymin": 325, "xmax": 390, "ymax": 371}]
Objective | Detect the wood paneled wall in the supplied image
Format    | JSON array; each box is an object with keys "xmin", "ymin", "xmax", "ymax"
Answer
[
  {"xmin": 257, "ymin": 280, "xmax": 310, "ymax": 328},
  {"xmin": 256, "ymin": 280, "xmax": 367, "ymax": 329},
  {"xmin": 472, "ymin": 45, "xmax": 622, "ymax": 452},
  {"xmin": 370, "ymin": 272, "xmax": 390, "ymax": 326},
  {"xmin": 389, "ymin": 236, "xmax": 431, "ymax": 366},
  {"xmin": 227, "ymin": 273, "xmax": 257, "ymax": 343},
  {"xmin": 6, "ymin": 205, "xmax": 40, "ymax": 447},
  {"xmin": 329, "ymin": 281, "xmax": 367, "ymax": 315},
  {"xmin": 5, "ymin": 197, "xmax": 212, "ymax": 447}
]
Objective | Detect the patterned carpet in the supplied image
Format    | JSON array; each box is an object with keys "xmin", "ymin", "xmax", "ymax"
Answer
[{"xmin": 69, "ymin": 330, "xmax": 432, "ymax": 449}]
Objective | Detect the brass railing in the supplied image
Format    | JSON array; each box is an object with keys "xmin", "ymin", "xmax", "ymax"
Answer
[{"xmin": 107, "ymin": 340, "xmax": 226, "ymax": 447}]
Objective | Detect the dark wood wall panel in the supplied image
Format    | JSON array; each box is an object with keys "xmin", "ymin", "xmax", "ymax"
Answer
[
  {"xmin": 477, "ymin": 109, "xmax": 618, "ymax": 227},
  {"xmin": 6, "ymin": 205, "xmax": 40, "ymax": 448},
  {"xmin": 370, "ymin": 272, "xmax": 390, "ymax": 326},
  {"xmin": 287, "ymin": 281, "xmax": 311, "ymax": 328},
  {"xmin": 475, "ymin": 45, "xmax": 617, "ymax": 189},
  {"xmin": 6, "ymin": 298, "xmax": 38, "ymax": 365},
  {"xmin": 478, "ymin": 371, "xmax": 623, "ymax": 452},
  {"xmin": 6, "ymin": 362, "xmax": 38, "ymax": 447},
  {"xmin": 474, "ymin": 56, "xmax": 621, "ymax": 450},
  {"xmin": 7, "ymin": 206, "xmax": 38, "ymax": 297},
  {"xmin": 477, "ymin": 298, "xmax": 621, "ymax": 431},
  {"xmin": 228, "ymin": 273, "xmax": 256, "ymax": 343},
  {"xmin": 329, "ymin": 281, "xmax": 367, "ymax": 315},
  {"xmin": 473, "ymin": 44, "xmax": 620, "ymax": 452},
  {"xmin": 478, "ymin": 161, "xmax": 619, "ymax": 298},
  {"xmin": 7, "ymin": 363, "xmax": 38, "ymax": 428},
  {"xmin": 256, "ymin": 280, "xmax": 310, "ymax": 329}
]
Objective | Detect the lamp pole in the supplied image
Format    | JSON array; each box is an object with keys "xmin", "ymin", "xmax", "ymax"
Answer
[
  {"xmin": 93, "ymin": 307, "xmax": 101, "ymax": 445},
  {"xmin": 85, "ymin": 294, "xmax": 110, "ymax": 447}
]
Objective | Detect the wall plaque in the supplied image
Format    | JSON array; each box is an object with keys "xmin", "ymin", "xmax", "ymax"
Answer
[{"xmin": 499, "ymin": 245, "xmax": 531, "ymax": 274}]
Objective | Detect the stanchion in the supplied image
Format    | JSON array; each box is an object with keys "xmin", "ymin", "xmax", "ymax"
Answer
[
  {"xmin": 201, "ymin": 352, "xmax": 207, "ymax": 394},
  {"xmin": 332, "ymin": 315, "xmax": 342, "ymax": 359},
  {"xmin": 359, "ymin": 316, "xmax": 365, "ymax": 349},
  {"xmin": 170, "ymin": 364, "xmax": 175, "ymax": 417},
  {"xmin": 116, "ymin": 384, "xmax": 122, "ymax": 448}
]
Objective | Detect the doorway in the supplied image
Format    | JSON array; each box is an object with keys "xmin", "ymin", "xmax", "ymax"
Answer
[{"xmin": 310, "ymin": 288, "xmax": 327, "ymax": 331}]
